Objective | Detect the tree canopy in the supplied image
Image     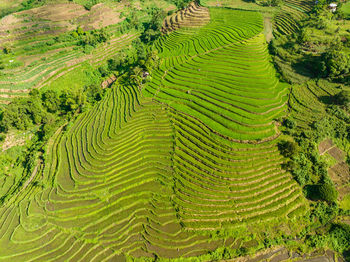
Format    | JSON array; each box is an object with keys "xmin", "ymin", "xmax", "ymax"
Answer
[
  {"xmin": 320, "ymin": 49, "xmax": 350, "ymax": 79},
  {"xmin": 319, "ymin": 182, "xmax": 338, "ymax": 203}
]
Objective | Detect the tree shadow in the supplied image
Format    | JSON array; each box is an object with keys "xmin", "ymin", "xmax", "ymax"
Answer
[
  {"xmin": 291, "ymin": 54, "xmax": 320, "ymax": 78},
  {"xmin": 304, "ymin": 185, "xmax": 320, "ymax": 201},
  {"xmin": 343, "ymin": 250, "xmax": 350, "ymax": 262},
  {"xmin": 319, "ymin": 95, "xmax": 334, "ymax": 105}
]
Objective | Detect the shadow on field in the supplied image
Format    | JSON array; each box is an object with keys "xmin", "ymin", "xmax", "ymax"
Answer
[
  {"xmin": 319, "ymin": 95, "xmax": 334, "ymax": 105},
  {"xmin": 303, "ymin": 185, "xmax": 320, "ymax": 200},
  {"xmin": 292, "ymin": 55, "xmax": 318, "ymax": 79}
]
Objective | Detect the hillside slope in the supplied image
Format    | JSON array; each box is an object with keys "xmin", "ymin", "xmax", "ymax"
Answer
[{"xmin": 0, "ymin": 3, "xmax": 308, "ymax": 261}]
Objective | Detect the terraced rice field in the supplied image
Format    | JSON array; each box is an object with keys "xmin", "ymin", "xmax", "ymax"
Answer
[
  {"xmin": 162, "ymin": 1, "xmax": 210, "ymax": 33},
  {"xmin": 145, "ymin": 7, "xmax": 306, "ymax": 233},
  {"xmin": 0, "ymin": 4, "xmax": 307, "ymax": 261},
  {"xmin": 273, "ymin": 0, "xmax": 313, "ymax": 37},
  {"xmin": 148, "ymin": 8, "xmax": 289, "ymax": 141},
  {"xmin": 289, "ymin": 80, "xmax": 339, "ymax": 128},
  {"xmin": 0, "ymin": 84, "xmax": 229, "ymax": 260},
  {"xmin": 0, "ymin": 30, "xmax": 137, "ymax": 104}
]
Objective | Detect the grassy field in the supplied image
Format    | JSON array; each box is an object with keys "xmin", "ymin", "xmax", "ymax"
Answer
[
  {"xmin": 0, "ymin": 0, "xmax": 22, "ymax": 10},
  {"xmin": 40, "ymin": 62, "xmax": 101, "ymax": 93},
  {"xmin": 340, "ymin": 194, "xmax": 350, "ymax": 210},
  {"xmin": 341, "ymin": 1, "xmax": 350, "ymax": 17}
]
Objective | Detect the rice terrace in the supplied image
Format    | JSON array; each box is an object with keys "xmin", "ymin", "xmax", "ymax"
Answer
[{"xmin": 0, "ymin": 0, "xmax": 350, "ymax": 261}]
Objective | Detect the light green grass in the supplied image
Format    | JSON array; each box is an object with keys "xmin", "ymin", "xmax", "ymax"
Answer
[
  {"xmin": 41, "ymin": 62, "xmax": 101, "ymax": 93},
  {"xmin": 340, "ymin": 192, "xmax": 350, "ymax": 210},
  {"xmin": 341, "ymin": 1, "xmax": 350, "ymax": 16},
  {"xmin": 201, "ymin": 0, "xmax": 277, "ymax": 12},
  {"xmin": 321, "ymin": 152, "xmax": 338, "ymax": 167},
  {"xmin": 0, "ymin": 0, "xmax": 22, "ymax": 11}
]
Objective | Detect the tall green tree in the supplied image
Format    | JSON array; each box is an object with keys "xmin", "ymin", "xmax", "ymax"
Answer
[{"xmin": 320, "ymin": 49, "xmax": 350, "ymax": 78}]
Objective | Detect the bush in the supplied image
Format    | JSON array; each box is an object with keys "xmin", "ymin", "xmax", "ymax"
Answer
[
  {"xmin": 306, "ymin": 234, "xmax": 328, "ymax": 248},
  {"xmin": 278, "ymin": 140, "xmax": 299, "ymax": 158},
  {"xmin": 329, "ymin": 223, "xmax": 350, "ymax": 253},
  {"xmin": 283, "ymin": 118, "xmax": 296, "ymax": 130},
  {"xmin": 85, "ymin": 84, "xmax": 105, "ymax": 104},
  {"xmin": 319, "ymin": 49, "xmax": 350, "ymax": 78},
  {"xmin": 172, "ymin": 0, "xmax": 192, "ymax": 9},
  {"xmin": 42, "ymin": 90, "xmax": 60, "ymax": 113},
  {"xmin": 82, "ymin": 0, "xmax": 100, "ymax": 10},
  {"xmin": 319, "ymin": 182, "xmax": 338, "ymax": 202},
  {"xmin": 333, "ymin": 90, "xmax": 350, "ymax": 106},
  {"xmin": 310, "ymin": 201, "xmax": 338, "ymax": 224},
  {"xmin": 98, "ymin": 64, "xmax": 110, "ymax": 77}
]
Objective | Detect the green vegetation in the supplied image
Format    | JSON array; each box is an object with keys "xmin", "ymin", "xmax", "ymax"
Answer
[
  {"xmin": 341, "ymin": 1, "xmax": 350, "ymax": 18},
  {"xmin": 0, "ymin": 2, "xmax": 311, "ymax": 260},
  {"xmin": 0, "ymin": 0, "xmax": 350, "ymax": 260},
  {"xmin": 319, "ymin": 182, "xmax": 339, "ymax": 202},
  {"xmin": 145, "ymin": 8, "xmax": 289, "ymax": 141},
  {"xmin": 267, "ymin": 0, "xmax": 350, "ymax": 258},
  {"xmin": 334, "ymin": 90, "xmax": 350, "ymax": 106},
  {"xmin": 340, "ymin": 194, "xmax": 350, "ymax": 210}
]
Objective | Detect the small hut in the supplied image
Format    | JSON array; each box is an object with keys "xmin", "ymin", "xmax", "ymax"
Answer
[{"xmin": 329, "ymin": 3, "xmax": 338, "ymax": 12}]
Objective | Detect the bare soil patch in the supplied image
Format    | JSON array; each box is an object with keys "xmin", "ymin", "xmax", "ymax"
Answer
[
  {"xmin": 318, "ymin": 138, "xmax": 334, "ymax": 155},
  {"xmin": 101, "ymin": 74, "xmax": 117, "ymax": 89},
  {"xmin": 320, "ymin": 139, "xmax": 350, "ymax": 200},
  {"xmin": 74, "ymin": 3, "xmax": 123, "ymax": 30},
  {"xmin": 329, "ymin": 162, "xmax": 350, "ymax": 188},
  {"xmin": 264, "ymin": 16, "xmax": 273, "ymax": 42},
  {"xmin": 20, "ymin": 3, "xmax": 88, "ymax": 22},
  {"xmin": 0, "ymin": 2, "xmax": 124, "ymax": 45},
  {"xmin": 0, "ymin": 88, "xmax": 28, "ymax": 93},
  {"xmin": 2, "ymin": 130, "xmax": 32, "ymax": 151},
  {"xmin": 328, "ymin": 147, "xmax": 346, "ymax": 162},
  {"xmin": 0, "ymin": 14, "xmax": 21, "ymax": 29}
]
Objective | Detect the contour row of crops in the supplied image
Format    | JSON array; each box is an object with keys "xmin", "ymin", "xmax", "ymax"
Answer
[
  {"xmin": 146, "ymin": 8, "xmax": 289, "ymax": 141},
  {"xmin": 273, "ymin": 0, "xmax": 313, "ymax": 37},
  {"xmin": 0, "ymin": 28, "xmax": 137, "ymax": 104},
  {"xmin": 0, "ymin": 5, "xmax": 307, "ymax": 261},
  {"xmin": 162, "ymin": 1, "xmax": 210, "ymax": 33}
]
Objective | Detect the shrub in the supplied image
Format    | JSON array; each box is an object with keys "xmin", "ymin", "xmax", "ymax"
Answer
[
  {"xmin": 283, "ymin": 118, "xmax": 296, "ymax": 130},
  {"xmin": 333, "ymin": 90, "xmax": 350, "ymax": 106},
  {"xmin": 306, "ymin": 234, "xmax": 328, "ymax": 248},
  {"xmin": 329, "ymin": 223, "xmax": 350, "ymax": 253},
  {"xmin": 85, "ymin": 84, "xmax": 105, "ymax": 104},
  {"xmin": 319, "ymin": 49, "xmax": 350, "ymax": 78},
  {"xmin": 98, "ymin": 64, "xmax": 110, "ymax": 77},
  {"xmin": 278, "ymin": 140, "xmax": 299, "ymax": 158},
  {"xmin": 318, "ymin": 182, "xmax": 338, "ymax": 202},
  {"xmin": 42, "ymin": 90, "xmax": 60, "ymax": 113},
  {"xmin": 310, "ymin": 201, "xmax": 338, "ymax": 224}
]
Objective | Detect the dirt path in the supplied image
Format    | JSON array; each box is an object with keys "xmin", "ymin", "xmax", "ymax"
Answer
[
  {"xmin": 264, "ymin": 16, "xmax": 274, "ymax": 42},
  {"xmin": 21, "ymin": 160, "xmax": 42, "ymax": 192},
  {"xmin": 101, "ymin": 74, "xmax": 117, "ymax": 89}
]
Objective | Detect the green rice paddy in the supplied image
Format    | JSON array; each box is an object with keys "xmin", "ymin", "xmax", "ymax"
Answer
[{"xmin": 0, "ymin": 5, "xmax": 307, "ymax": 261}]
